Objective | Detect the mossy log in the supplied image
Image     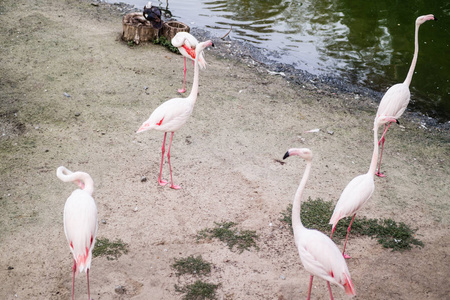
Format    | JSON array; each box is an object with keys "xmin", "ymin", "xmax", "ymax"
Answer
[
  {"xmin": 161, "ymin": 21, "xmax": 190, "ymax": 42},
  {"xmin": 122, "ymin": 12, "xmax": 159, "ymax": 44}
]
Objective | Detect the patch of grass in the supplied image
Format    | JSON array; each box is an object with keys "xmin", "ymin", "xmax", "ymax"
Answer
[
  {"xmin": 153, "ymin": 36, "xmax": 179, "ymax": 53},
  {"xmin": 175, "ymin": 280, "xmax": 219, "ymax": 300},
  {"xmin": 196, "ymin": 221, "xmax": 259, "ymax": 253},
  {"xmin": 280, "ymin": 197, "xmax": 424, "ymax": 251},
  {"xmin": 93, "ymin": 237, "xmax": 129, "ymax": 260},
  {"xmin": 172, "ymin": 255, "xmax": 211, "ymax": 277}
]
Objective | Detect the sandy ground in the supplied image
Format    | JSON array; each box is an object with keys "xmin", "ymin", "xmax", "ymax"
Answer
[{"xmin": 1, "ymin": 0, "xmax": 449, "ymax": 299}]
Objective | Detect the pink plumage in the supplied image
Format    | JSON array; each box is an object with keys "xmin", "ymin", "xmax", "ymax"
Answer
[
  {"xmin": 171, "ymin": 32, "xmax": 207, "ymax": 93},
  {"xmin": 57, "ymin": 166, "xmax": 98, "ymax": 300},
  {"xmin": 375, "ymin": 14, "xmax": 436, "ymax": 177},
  {"xmin": 137, "ymin": 40, "xmax": 213, "ymax": 189},
  {"xmin": 329, "ymin": 116, "xmax": 398, "ymax": 258},
  {"xmin": 283, "ymin": 148, "xmax": 356, "ymax": 299}
]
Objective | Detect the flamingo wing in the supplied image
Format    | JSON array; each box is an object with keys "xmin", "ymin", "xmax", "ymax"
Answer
[
  {"xmin": 329, "ymin": 173, "xmax": 374, "ymax": 227},
  {"xmin": 297, "ymin": 228, "xmax": 354, "ymax": 294},
  {"xmin": 377, "ymin": 83, "xmax": 410, "ymax": 119},
  {"xmin": 64, "ymin": 189, "xmax": 98, "ymax": 272},
  {"xmin": 138, "ymin": 98, "xmax": 194, "ymax": 133}
]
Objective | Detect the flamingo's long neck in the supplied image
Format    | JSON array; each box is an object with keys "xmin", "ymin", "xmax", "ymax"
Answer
[
  {"xmin": 187, "ymin": 48, "xmax": 202, "ymax": 103},
  {"xmin": 292, "ymin": 161, "xmax": 312, "ymax": 231},
  {"xmin": 403, "ymin": 22, "xmax": 420, "ymax": 87},
  {"xmin": 57, "ymin": 167, "xmax": 94, "ymax": 195},
  {"xmin": 368, "ymin": 121, "xmax": 380, "ymax": 175}
]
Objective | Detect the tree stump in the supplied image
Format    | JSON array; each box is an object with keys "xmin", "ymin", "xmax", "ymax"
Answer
[
  {"xmin": 161, "ymin": 21, "xmax": 190, "ymax": 42},
  {"xmin": 122, "ymin": 12, "xmax": 159, "ymax": 44}
]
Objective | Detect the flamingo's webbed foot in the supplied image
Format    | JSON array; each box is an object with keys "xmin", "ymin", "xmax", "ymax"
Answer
[
  {"xmin": 375, "ymin": 171, "xmax": 386, "ymax": 178},
  {"xmin": 170, "ymin": 184, "xmax": 181, "ymax": 190},
  {"xmin": 343, "ymin": 253, "xmax": 351, "ymax": 259},
  {"xmin": 158, "ymin": 179, "xmax": 168, "ymax": 186},
  {"xmin": 177, "ymin": 88, "xmax": 186, "ymax": 93}
]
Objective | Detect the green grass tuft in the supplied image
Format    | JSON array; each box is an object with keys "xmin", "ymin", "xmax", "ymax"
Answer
[
  {"xmin": 172, "ymin": 255, "xmax": 212, "ymax": 277},
  {"xmin": 175, "ymin": 280, "xmax": 219, "ymax": 300},
  {"xmin": 153, "ymin": 36, "xmax": 180, "ymax": 53},
  {"xmin": 196, "ymin": 221, "xmax": 259, "ymax": 253},
  {"xmin": 92, "ymin": 237, "xmax": 129, "ymax": 260},
  {"xmin": 280, "ymin": 197, "xmax": 424, "ymax": 251}
]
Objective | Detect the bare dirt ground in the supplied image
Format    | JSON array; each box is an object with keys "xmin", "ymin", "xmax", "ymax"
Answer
[{"xmin": 1, "ymin": 1, "xmax": 449, "ymax": 299}]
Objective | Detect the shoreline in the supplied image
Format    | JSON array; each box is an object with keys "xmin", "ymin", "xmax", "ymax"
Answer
[{"xmin": 103, "ymin": 0, "xmax": 450, "ymax": 129}]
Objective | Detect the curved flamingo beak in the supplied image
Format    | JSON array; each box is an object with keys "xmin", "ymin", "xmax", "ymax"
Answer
[{"xmin": 283, "ymin": 151, "xmax": 290, "ymax": 160}]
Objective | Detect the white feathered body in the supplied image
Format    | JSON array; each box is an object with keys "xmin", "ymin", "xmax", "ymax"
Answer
[
  {"xmin": 376, "ymin": 83, "xmax": 410, "ymax": 119},
  {"xmin": 137, "ymin": 97, "xmax": 195, "ymax": 133},
  {"xmin": 329, "ymin": 173, "xmax": 375, "ymax": 228},
  {"xmin": 64, "ymin": 189, "xmax": 98, "ymax": 273},
  {"xmin": 295, "ymin": 227, "xmax": 354, "ymax": 294}
]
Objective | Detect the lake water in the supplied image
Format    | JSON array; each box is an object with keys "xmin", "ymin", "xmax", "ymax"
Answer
[{"xmin": 115, "ymin": 0, "xmax": 450, "ymax": 123}]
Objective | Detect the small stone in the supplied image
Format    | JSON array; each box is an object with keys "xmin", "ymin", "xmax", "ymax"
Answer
[
  {"xmin": 63, "ymin": 92, "xmax": 71, "ymax": 97},
  {"xmin": 115, "ymin": 285, "xmax": 126, "ymax": 294},
  {"xmin": 75, "ymin": 112, "xmax": 81, "ymax": 117},
  {"xmin": 133, "ymin": 206, "xmax": 138, "ymax": 212},
  {"xmin": 280, "ymin": 274, "xmax": 286, "ymax": 280},
  {"xmin": 140, "ymin": 176, "xmax": 147, "ymax": 182},
  {"xmin": 7, "ymin": 266, "xmax": 14, "ymax": 270},
  {"xmin": 101, "ymin": 219, "xmax": 106, "ymax": 224},
  {"xmin": 327, "ymin": 130, "xmax": 334, "ymax": 135}
]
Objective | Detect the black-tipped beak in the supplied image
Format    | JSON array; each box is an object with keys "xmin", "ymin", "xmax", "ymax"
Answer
[
  {"xmin": 283, "ymin": 151, "xmax": 290, "ymax": 160},
  {"xmin": 211, "ymin": 42, "xmax": 215, "ymax": 47},
  {"xmin": 396, "ymin": 119, "xmax": 400, "ymax": 125},
  {"xmin": 434, "ymin": 16, "xmax": 438, "ymax": 21}
]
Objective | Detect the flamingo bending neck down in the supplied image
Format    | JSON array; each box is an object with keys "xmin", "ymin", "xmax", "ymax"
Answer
[
  {"xmin": 329, "ymin": 116, "xmax": 398, "ymax": 259},
  {"xmin": 171, "ymin": 32, "xmax": 207, "ymax": 93},
  {"xmin": 137, "ymin": 40, "xmax": 214, "ymax": 189},
  {"xmin": 283, "ymin": 148, "xmax": 356, "ymax": 300},
  {"xmin": 375, "ymin": 14, "xmax": 436, "ymax": 177},
  {"xmin": 57, "ymin": 166, "xmax": 98, "ymax": 300}
]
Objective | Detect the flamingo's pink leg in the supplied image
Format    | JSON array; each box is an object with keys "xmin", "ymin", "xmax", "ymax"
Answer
[
  {"xmin": 177, "ymin": 57, "xmax": 187, "ymax": 93},
  {"xmin": 87, "ymin": 268, "xmax": 91, "ymax": 300},
  {"xmin": 72, "ymin": 259, "xmax": 76, "ymax": 300},
  {"xmin": 158, "ymin": 133, "xmax": 168, "ymax": 186},
  {"xmin": 307, "ymin": 275, "xmax": 314, "ymax": 300},
  {"xmin": 167, "ymin": 132, "xmax": 181, "ymax": 189},
  {"xmin": 327, "ymin": 281, "xmax": 334, "ymax": 300},
  {"xmin": 342, "ymin": 214, "xmax": 356, "ymax": 259},
  {"xmin": 376, "ymin": 122, "xmax": 392, "ymax": 177}
]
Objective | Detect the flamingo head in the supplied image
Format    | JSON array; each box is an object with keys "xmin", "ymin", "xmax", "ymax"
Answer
[
  {"xmin": 374, "ymin": 115, "xmax": 398, "ymax": 129},
  {"xmin": 136, "ymin": 121, "xmax": 151, "ymax": 133},
  {"xmin": 416, "ymin": 14, "xmax": 436, "ymax": 26},
  {"xmin": 195, "ymin": 40, "xmax": 214, "ymax": 55},
  {"xmin": 283, "ymin": 148, "xmax": 313, "ymax": 162}
]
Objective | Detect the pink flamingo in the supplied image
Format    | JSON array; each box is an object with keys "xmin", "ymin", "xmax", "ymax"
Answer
[
  {"xmin": 137, "ymin": 40, "xmax": 214, "ymax": 189},
  {"xmin": 171, "ymin": 32, "xmax": 207, "ymax": 93},
  {"xmin": 283, "ymin": 148, "xmax": 356, "ymax": 299},
  {"xmin": 329, "ymin": 116, "xmax": 398, "ymax": 259},
  {"xmin": 375, "ymin": 14, "xmax": 436, "ymax": 177},
  {"xmin": 57, "ymin": 166, "xmax": 98, "ymax": 300}
]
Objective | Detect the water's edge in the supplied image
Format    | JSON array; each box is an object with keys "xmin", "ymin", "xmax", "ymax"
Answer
[{"xmin": 105, "ymin": 1, "xmax": 450, "ymax": 131}]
